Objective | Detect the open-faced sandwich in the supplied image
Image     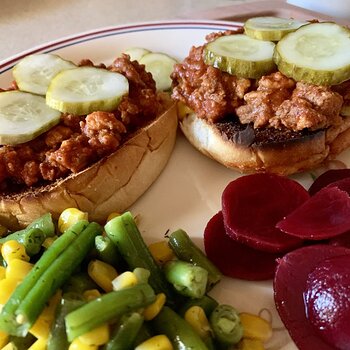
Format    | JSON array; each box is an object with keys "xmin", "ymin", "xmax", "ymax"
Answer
[
  {"xmin": 0, "ymin": 53, "xmax": 177, "ymax": 229},
  {"xmin": 171, "ymin": 17, "xmax": 350, "ymax": 175}
]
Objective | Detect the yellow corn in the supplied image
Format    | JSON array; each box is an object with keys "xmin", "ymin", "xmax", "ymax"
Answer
[
  {"xmin": 106, "ymin": 212, "xmax": 121, "ymax": 222},
  {"xmin": 239, "ymin": 313, "xmax": 272, "ymax": 342},
  {"xmin": 83, "ymin": 289, "xmax": 101, "ymax": 301},
  {"xmin": 0, "ymin": 278, "xmax": 19, "ymax": 307},
  {"xmin": 0, "ymin": 266, "xmax": 6, "ymax": 281},
  {"xmin": 58, "ymin": 208, "xmax": 88, "ymax": 233},
  {"xmin": 1, "ymin": 343, "xmax": 16, "ymax": 350},
  {"xmin": 184, "ymin": 306, "xmax": 212, "ymax": 340},
  {"xmin": 135, "ymin": 335, "xmax": 174, "ymax": 350},
  {"xmin": 111, "ymin": 271, "xmax": 138, "ymax": 291},
  {"xmin": 88, "ymin": 260, "xmax": 118, "ymax": 292},
  {"xmin": 42, "ymin": 237, "xmax": 57, "ymax": 249},
  {"xmin": 78, "ymin": 324, "xmax": 110, "ymax": 346},
  {"xmin": 143, "ymin": 293, "xmax": 166, "ymax": 321},
  {"xmin": 0, "ymin": 330, "xmax": 9, "ymax": 348},
  {"xmin": 148, "ymin": 241, "xmax": 175, "ymax": 265},
  {"xmin": 28, "ymin": 337, "xmax": 47, "ymax": 350},
  {"xmin": 1, "ymin": 241, "xmax": 29, "ymax": 264},
  {"xmin": 29, "ymin": 290, "xmax": 61, "ymax": 339},
  {"xmin": 0, "ymin": 225, "xmax": 8, "ymax": 238},
  {"xmin": 6, "ymin": 259, "xmax": 33, "ymax": 282},
  {"xmin": 238, "ymin": 338, "xmax": 266, "ymax": 350},
  {"xmin": 68, "ymin": 338, "xmax": 98, "ymax": 350}
]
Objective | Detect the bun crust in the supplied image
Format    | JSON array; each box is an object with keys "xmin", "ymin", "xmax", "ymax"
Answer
[
  {"xmin": 0, "ymin": 96, "xmax": 177, "ymax": 230},
  {"xmin": 180, "ymin": 112, "xmax": 350, "ymax": 176}
]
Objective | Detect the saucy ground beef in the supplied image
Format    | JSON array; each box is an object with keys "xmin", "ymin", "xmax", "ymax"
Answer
[
  {"xmin": 0, "ymin": 55, "xmax": 161, "ymax": 192},
  {"xmin": 171, "ymin": 30, "xmax": 345, "ymax": 133}
]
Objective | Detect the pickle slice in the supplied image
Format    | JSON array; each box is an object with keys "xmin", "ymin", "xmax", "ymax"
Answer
[
  {"xmin": 139, "ymin": 52, "xmax": 177, "ymax": 91},
  {"xmin": 274, "ymin": 22, "xmax": 350, "ymax": 86},
  {"xmin": 244, "ymin": 16, "xmax": 306, "ymax": 41},
  {"xmin": 13, "ymin": 54, "xmax": 76, "ymax": 95},
  {"xmin": 0, "ymin": 91, "xmax": 61, "ymax": 145},
  {"xmin": 46, "ymin": 66, "xmax": 129, "ymax": 115},
  {"xmin": 204, "ymin": 34, "xmax": 276, "ymax": 79},
  {"xmin": 123, "ymin": 47, "xmax": 151, "ymax": 61}
]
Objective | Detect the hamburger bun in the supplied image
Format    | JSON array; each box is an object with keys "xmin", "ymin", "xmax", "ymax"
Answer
[{"xmin": 0, "ymin": 94, "xmax": 177, "ymax": 230}]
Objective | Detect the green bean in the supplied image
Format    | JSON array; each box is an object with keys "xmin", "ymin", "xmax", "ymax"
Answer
[
  {"xmin": 47, "ymin": 297, "xmax": 85, "ymax": 350},
  {"xmin": 104, "ymin": 212, "xmax": 175, "ymax": 304},
  {"xmin": 95, "ymin": 235, "xmax": 121, "ymax": 267},
  {"xmin": 168, "ymin": 229, "xmax": 222, "ymax": 290},
  {"xmin": 133, "ymin": 323, "xmax": 154, "ymax": 346},
  {"xmin": 0, "ymin": 220, "xmax": 89, "ymax": 336},
  {"xmin": 209, "ymin": 305, "xmax": 243, "ymax": 347},
  {"xmin": 179, "ymin": 295, "xmax": 219, "ymax": 318},
  {"xmin": 65, "ymin": 283, "xmax": 155, "ymax": 342},
  {"xmin": 103, "ymin": 312, "xmax": 144, "ymax": 350},
  {"xmin": 15, "ymin": 222, "xmax": 102, "ymax": 336},
  {"xmin": 63, "ymin": 272, "xmax": 98, "ymax": 294},
  {"xmin": 164, "ymin": 260, "xmax": 208, "ymax": 299},
  {"xmin": 152, "ymin": 306, "xmax": 209, "ymax": 350},
  {"xmin": 8, "ymin": 333, "xmax": 36, "ymax": 349}
]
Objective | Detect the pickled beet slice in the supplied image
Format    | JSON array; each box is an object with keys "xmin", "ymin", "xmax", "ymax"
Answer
[
  {"xmin": 274, "ymin": 245, "xmax": 350, "ymax": 350},
  {"xmin": 204, "ymin": 211, "xmax": 281, "ymax": 281},
  {"xmin": 329, "ymin": 231, "xmax": 350, "ymax": 248},
  {"xmin": 276, "ymin": 186, "xmax": 350, "ymax": 240},
  {"xmin": 305, "ymin": 255, "xmax": 350, "ymax": 349},
  {"xmin": 309, "ymin": 169, "xmax": 350, "ymax": 195},
  {"xmin": 222, "ymin": 173, "xmax": 307, "ymax": 253}
]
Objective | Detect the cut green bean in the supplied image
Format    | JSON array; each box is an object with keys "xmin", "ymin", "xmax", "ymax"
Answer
[
  {"xmin": 103, "ymin": 312, "xmax": 144, "ymax": 350},
  {"xmin": 95, "ymin": 235, "xmax": 121, "ymax": 266},
  {"xmin": 180, "ymin": 295, "xmax": 219, "ymax": 318},
  {"xmin": 164, "ymin": 260, "xmax": 208, "ymax": 299},
  {"xmin": 152, "ymin": 306, "xmax": 209, "ymax": 350},
  {"xmin": 104, "ymin": 212, "xmax": 175, "ymax": 303},
  {"xmin": 0, "ymin": 220, "xmax": 89, "ymax": 336},
  {"xmin": 133, "ymin": 323, "xmax": 154, "ymax": 347},
  {"xmin": 65, "ymin": 283, "xmax": 155, "ymax": 341},
  {"xmin": 168, "ymin": 229, "xmax": 222, "ymax": 290},
  {"xmin": 63, "ymin": 272, "xmax": 99, "ymax": 294},
  {"xmin": 209, "ymin": 305, "xmax": 243, "ymax": 346}
]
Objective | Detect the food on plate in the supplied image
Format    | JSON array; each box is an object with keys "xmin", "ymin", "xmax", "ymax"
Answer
[
  {"xmin": 172, "ymin": 19, "xmax": 350, "ymax": 175},
  {"xmin": 274, "ymin": 245, "xmax": 350, "ymax": 350},
  {"xmin": 0, "ymin": 53, "xmax": 178, "ymax": 230},
  {"xmin": 0, "ymin": 209, "xmax": 269, "ymax": 349}
]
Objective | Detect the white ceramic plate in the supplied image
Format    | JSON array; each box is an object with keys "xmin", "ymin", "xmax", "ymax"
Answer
[{"xmin": 1, "ymin": 20, "xmax": 349, "ymax": 350}]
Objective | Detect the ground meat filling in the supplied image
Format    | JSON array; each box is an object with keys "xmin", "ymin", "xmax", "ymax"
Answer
[{"xmin": 0, "ymin": 56, "xmax": 160, "ymax": 193}]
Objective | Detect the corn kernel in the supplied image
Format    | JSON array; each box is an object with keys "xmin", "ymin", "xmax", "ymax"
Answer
[
  {"xmin": 0, "ymin": 330, "xmax": 9, "ymax": 348},
  {"xmin": 184, "ymin": 306, "xmax": 212, "ymax": 340},
  {"xmin": 1, "ymin": 343, "xmax": 16, "ymax": 350},
  {"xmin": 88, "ymin": 260, "xmax": 118, "ymax": 292},
  {"xmin": 83, "ymin": 289, "xmax": 101, "ymax": 301},
  {"xmin": 143, "ymin": 293, "xmax": 166, "ymax": 321},
  {"xmin": 0, "ymin": 278, "xmax": 19, "ymax": 307},
  {"xmin": 106, "ymin": 212, "xmax": 121, "ymax": 222},
  {"xmin": 238, "ymin": 338, "xmax": 266, "ymax": 350},
  {"xmin": 68, "ymin": 338, "xmax": 98, "ymax": 350},
  {"xmin": 6, "ymin": 259, "xmax": 33, "ymax": 282},
  {"xmin": 135, "ymin": 335, "xmax": 174, "ymax": 350},
  {"xmin": 78, "ymin": 324, "xmax": 109, "ymax": 346},
  {"xmin": 1, "ymin": 241, "xmax": 29, "ymax": 264},
  {"xmin": 58, "ymin": 208, "xmax": 88, "ymax": 233},
  {"xmin": 112, "ymin": 271, "xmax": 138, "ymax": 291},
  {"xmin": 0, "ymin": 266, "xmax": 6, "ymax": 281},
  {"xmin": 239, "ymin": 313, "xmax": 272, "ymax": 342},
  {"xmin": 148, "ymin": 241, "xmax": 175, "ymax": 265},
  {"xmin": 29, "ymin": 290, "xmax": 61, "ymax": 339},
  {"xmin": 28, "ymin": 337, "xmax": 48, "ymax": 350},
  {"xmin": 42, "ymin": 236, "xmax": 57, "ymax": 249}
]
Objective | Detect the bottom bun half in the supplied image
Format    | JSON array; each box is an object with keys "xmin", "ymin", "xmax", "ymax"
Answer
[
  {"xmin": 0, "ymin": 97, "xmax": 178, "ymax": 230},
  {"xmin": 180, "ymin": 112, "xmax": 350, "ymax": 176}
]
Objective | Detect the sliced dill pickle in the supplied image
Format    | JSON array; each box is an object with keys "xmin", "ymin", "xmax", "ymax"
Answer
[
  {"xmin": 13, "ymin": 54, "xmax": 76, "ymax": 95},
  {"xmin": 274, "ymin": 22, "xmax": 350, "ymax": 86},
  {"xmin": 46, "ymin": 66, "xmax": 129, "ymax": 115},
  {"xmin": 203, "ymin": 34, "xmax": 276, "ymax": 79},
  {"xmin": 244, "ymin": 16, "xmax": 306, "ymax": 41},
  {"xmin": 0, "ymin": 91, "xmax": 61, "ymax": 145},
  {"xmin": 123, "ymin": 47, "xmax": 151, "ymax": 61}
]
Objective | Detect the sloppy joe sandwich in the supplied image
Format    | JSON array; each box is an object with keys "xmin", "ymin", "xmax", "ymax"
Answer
[
  {"xmin": 171, "ymin": 18, "xmax": 350, "ymax": 175},
  {"xmin": 0, "ymin": 53, "xmax": 177, "ymax": 229}
]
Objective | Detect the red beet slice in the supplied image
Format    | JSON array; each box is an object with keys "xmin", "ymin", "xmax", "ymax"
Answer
[
  {"xmin": 204, "ymin": 211, "xmax": 281, "ymax": 281},
  {"xmin": 274, "ymin": 245, "xmax": 350, "ymax": 350},
  {"xmin": 329, "ymin": 231, "xmax": 350, "ymax": 248},
  {"xmin": 222, "ymin": 173, "xmax": 307, "ymax": 253},
  {"xmin": 326, "ymin": 176, "xmax": 350, "ymax": 195},
  {"xmin": 309, "ymin": 169, "xmax": 350, "ymax": 195},
  {"xmin": 305, "ymin": 255, "xmax": 350, "ymax": 349},
  {"xmin": 276, "ymin": 186, "xmax": 350, "ymax": 240}
]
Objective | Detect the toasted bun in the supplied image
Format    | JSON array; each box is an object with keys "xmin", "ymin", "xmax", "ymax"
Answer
[
  {"xmin": 0, "ymin": 95, "xmax": 177, "ymax": 230},
  {"xmin": 180, "ymin": 112, "xmax": 350, "ymax": 176}
]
